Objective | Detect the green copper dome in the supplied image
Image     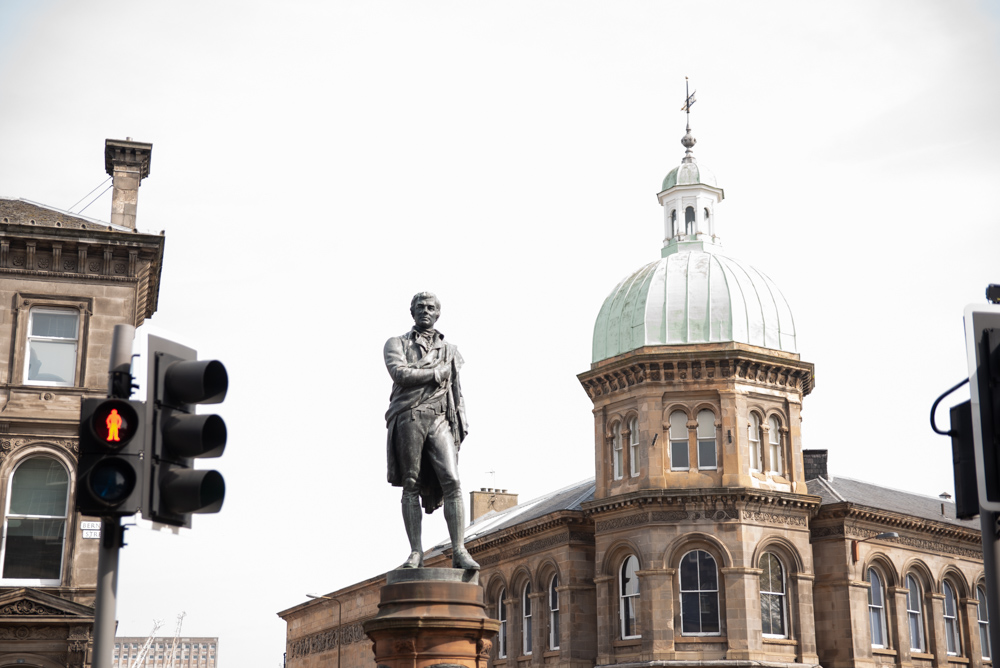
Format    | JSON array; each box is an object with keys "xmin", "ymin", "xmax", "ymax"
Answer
[
  {"xmin": 591, "ymin": 250, "xmax": 797, "ymax": 364},
  {"xmin": 661, "ymin": 161, "xmax": 718, "ymax": 191}
]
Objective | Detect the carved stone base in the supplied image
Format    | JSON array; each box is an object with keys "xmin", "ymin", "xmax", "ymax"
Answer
[{"xmin": 364, "ymin": 568, "xmax": 499, "ymax": 668}]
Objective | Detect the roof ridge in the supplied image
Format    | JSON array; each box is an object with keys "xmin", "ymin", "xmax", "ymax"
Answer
[
  {"xmin": 814, "ymin": 475, "xmax": 845, "ymax": 502},
  {"xmin": 834, "ymin": 475, "xmax": 954, "ymax": 503}
]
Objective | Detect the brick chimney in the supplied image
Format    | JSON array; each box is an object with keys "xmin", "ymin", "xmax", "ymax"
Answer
[
  {"xmin": 803, "ymin": 449, "xmax": 829, "ymax": 481},
  {"xmin": 469, "ymin": 488, "xmax": 518, "ymax": 521},
  {"xmin": 104, "ymin": 138, "xmax": 152, "ymax": 230}
]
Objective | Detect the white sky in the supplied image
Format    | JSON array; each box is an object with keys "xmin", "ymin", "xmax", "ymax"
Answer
[{"xmin": 2, "ymin": 1, "xmax": 1000, "ymax": 665}]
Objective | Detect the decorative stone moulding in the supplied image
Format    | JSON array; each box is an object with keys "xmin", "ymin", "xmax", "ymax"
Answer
[{"xmin": 578, "ymin": 345, "xmax": 814, "ymax": 400}]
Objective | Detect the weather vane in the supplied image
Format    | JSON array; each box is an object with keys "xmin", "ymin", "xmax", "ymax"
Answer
[{"xmin": 681, "ymin": 77, "xmax": 696, "ymax": 118}]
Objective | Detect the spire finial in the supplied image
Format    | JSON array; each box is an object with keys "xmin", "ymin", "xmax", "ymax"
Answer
[{"xmin": 680, "ymin": 77, "xmax": 697, "ymax": 163}]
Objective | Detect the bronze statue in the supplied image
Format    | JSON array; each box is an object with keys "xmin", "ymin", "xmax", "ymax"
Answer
[{"xmin": 384, "ymin": 292, "xmax": 479, "ymax": 570}]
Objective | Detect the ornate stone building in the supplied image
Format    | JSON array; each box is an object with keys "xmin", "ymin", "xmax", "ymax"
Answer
[
  {"xmin": 0, "ymin": 139, "xmax": 164, "ymax": 668},
  {"xmin": 279, "ymin": 122, "xmax": 986, "ymax": 668}
]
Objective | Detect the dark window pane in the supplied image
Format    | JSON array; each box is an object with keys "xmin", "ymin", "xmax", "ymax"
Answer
[
  {"xmin": 1, "ymin": 518, "xmax": 64, "ymax": 579},
  {"xmin": 698, "ymin": 440, "xmax": 716, "ymax": 468},
  {"xmin": 681, "ymin": 592, "xmax": 700, "ymax": 633},
  {"xmin": 699, "ymin": 552, "xmax": 718, "ymax": 590},
  {"xmin": 699, "ymin": 592, "xmax": 720, "ymax": 633},
  {"xmin": 672, "ymin": 441, "xmax": 689, "ymax": 468},
  {"xmin": 9, "ymin": 459, "xmax": 69, "ymax": 516},
  {"xmin": 680, "ymin": 552, "xmax": 698, "ymax": 589}
]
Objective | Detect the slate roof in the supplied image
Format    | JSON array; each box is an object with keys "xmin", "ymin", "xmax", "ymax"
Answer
[
  {"xmin": 426, "ymin": 478, "xmax": 595, "ymax": 557},
  {"xmin": 807, "ymin": 475, "xmax": 979, "ymax": 530},
  {"xmin": 0, "ymin": 198, "xmax": 122, "ymax": 231}
]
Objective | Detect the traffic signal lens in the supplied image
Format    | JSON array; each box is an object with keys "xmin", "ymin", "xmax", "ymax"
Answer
[
  {"xmin": 90, "ymin": 400, "xmax": 140, "ymax": 447},
  {"xmin": 86, "ymin": 458, "xmax": 137, "ymax": 505}
]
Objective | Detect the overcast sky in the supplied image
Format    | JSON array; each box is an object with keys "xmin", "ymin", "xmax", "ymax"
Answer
[{"xmin": 2, "ymin": 1, "xmax": 1000, "ymax": 665}]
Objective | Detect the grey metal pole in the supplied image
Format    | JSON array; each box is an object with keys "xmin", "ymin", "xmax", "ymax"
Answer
[
  {"xmin": 92, "ymin": 517, "xmax": 124, "ymax": 668},
  {"xmin": 91, "ymin": 324, "xmax": 135, "ymax": 667},
  {"xmin": 980, "ymin": 509, "xmax": 1000, "ymax": 658}
]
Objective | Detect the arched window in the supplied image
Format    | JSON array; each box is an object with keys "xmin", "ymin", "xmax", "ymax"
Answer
[
  {"xmin": 629, "ymin": 418, "xmax": 639, "ymax": 477},
  {"xmin": 944, "ymin": 581, "xmax": 961, "ymax": 656},
  {"xmin": 697, "ymin": 410, "xmax": 717, "ymax": 469},
  {"xmin": 767, "ymin": 415, "xmax": 782, "ymax": 474},
  {"xmin": 25, "ymin": 308, "xmax": 80, "ymax": 386},
  {"xmin": 680, "ymin": 550, "xmax": 720, "ymax": 635},
  {"xmin": 905, "ymin": 574, "xmax": 925, "ymax": 652},
  {"xmin": 549, "ymin": 575, "xmax": 560, "ymax": 650},
  {"xmin": 759, "ymin": 553, "xmax": 786, "ymax": 637},
  {"xmin": 498, "ymin": 588, "xmax": 508, "ymax": 658},
  {"xmin": 669, "ymin": 411, "xmax": 689, "ymax": 470},
  {"xmin": 620, "ymin": 555, "xmax": 640, "ymax": 639},
  {"xmin": 868, "ymin": 568, "xmax": 888, "ymax": 648},
  {"xmin": 704, "ymin": 207, "xmax": 711, "ymax": 228},
  {"xmin": 522, "ymin": 581, "xmax": 533, "ymax": 655},
  {"xmin": 670, "ymin": 209, "xmax": 677, "ymax": 237},
  {"xmin": 685, "ymin": 206, "xmax": 695, "ymax": 235},
  {"xmin": 1, "ymin": 457, "xmax": 69, "ymax": 585},
  {"xmin": 977, "ymin": 585, "xmax": 990, "ymax": 659},
  {"xmin": 748, "ymin": 413, "xmax": 762, "ymax": 472},
  {"xmin": 612, "ymin": 422, "xmax": 623, "ymax": 481}
]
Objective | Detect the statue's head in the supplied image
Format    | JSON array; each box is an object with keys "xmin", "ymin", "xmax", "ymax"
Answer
[{"xmin": 410, "ymin": 292, "xmax": 441, "ymax": 330}]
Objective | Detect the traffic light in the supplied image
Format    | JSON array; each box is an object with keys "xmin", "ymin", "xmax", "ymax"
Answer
[
  {"xmin": 964, "ymin": 303, "xmax": 1000, "ymax": 511},
  {"xmin": 76, "ymin": 398, "xmax": 145, "ymax": 516},
  {"xmin": 143, "ymin": 335, "xmax": 228, "ymax": 528}
]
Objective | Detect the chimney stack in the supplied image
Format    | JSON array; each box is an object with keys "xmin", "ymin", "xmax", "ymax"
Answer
[
  {"xmin": 104, "ymin": 138, "xmax": 152, "ymax": 230},
  {"xmin": 803, "ymin": 449, "xmax": 829, "ymax": 481},
  {"xmin": 469, "ymin": 488, "xmax": 518, "ymax": 522}
]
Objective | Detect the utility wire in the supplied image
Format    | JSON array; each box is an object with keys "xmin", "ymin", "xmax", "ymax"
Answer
[
  {"xmin": 77, "ymin": 184, "xmax": 113, "ymax": 215},
  {"xmin": 67, "ymin": 176, "xmax": 111, "ymax": 212}
]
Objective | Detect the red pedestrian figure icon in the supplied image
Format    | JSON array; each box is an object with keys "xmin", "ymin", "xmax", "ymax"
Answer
[{"xmin": 106, "ymin": 408, "xmax": 123, "ymax": 442}]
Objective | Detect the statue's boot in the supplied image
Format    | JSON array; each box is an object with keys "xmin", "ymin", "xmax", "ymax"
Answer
[
  {"xmin": 400, "ymin": 497, "xmax": 424, "ymax": 569},
  {"xmin": 445, "ymin": 497, "xmax": 480, "ymax": 570}
]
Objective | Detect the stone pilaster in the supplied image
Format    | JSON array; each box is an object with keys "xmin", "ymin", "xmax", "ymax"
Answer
[{"xmin": 722, "ymin": 566, "xmax": 764, "ymax": 660}]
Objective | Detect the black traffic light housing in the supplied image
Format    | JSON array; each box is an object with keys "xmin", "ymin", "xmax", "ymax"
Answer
[
  {"xmin": 143, "ymin": 335, "xmax": 228, "ymax": 528},
  {"xmin": 965, "ymin": 303, "xmax": 1000, "ymax": 512},
  {"xmin": 76, "ymin": 398, "xmax": 145, "ymax": 516}
]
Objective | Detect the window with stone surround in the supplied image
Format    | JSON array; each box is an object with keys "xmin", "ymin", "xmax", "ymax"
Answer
[
  {"xmin": 868, "ymin": 568, "xmax": 888, "ymax": 648},
  {"xmin": 748, "ymin": 413, "xmax": 763, "ymax": 472},
  {"xmin": 680, "ymin": 549, "xmax": 720, "ymax": 635},
  {"xmin": 629, "ymin": 417, "xmax": 639, "ymax": 477},
  {"xmin": 620, "ymin": 555, "xmax": 640, "ymax": 639},
  {"xmin": 767, "ymin": 415, "xmax": 783, "ymax": 475},
  {"xmin": 669, "ymin": 411, "xmax": 689, "ymax": 470},
  {"xmin": 697, "ymin": 409, "xmax": 717, "ymax": 470},
  {"xmin": 759, "ymin": 553, "xmax": 786, "ymax": 638},
  {"xmin": 977, "ymin": 584, "xmax": 990, "ymax": 659},
  {"xmin": 612, "ymin": 422, "xmax": 623, "ymax": 481},
  {"xmin": 522, "ymin": 581, "xmax": 533, "ymax": 655},
  {"xmin": 549, "ymin": 574, "xmax": 560, "ymax": 650},
  {"xmin": 944, "ymin": 580, "xmax": 962, "ymax": 656},
  {"xmin": 24, "ymin": 307, "xmax": 80, "ymax": 386},
  {"xmin": 670, "ymin": 209, "xmax": 677, "ymax": 237},
  {"xmin": 0, "ymin": 456, "xmax": 69, "ymax": 586},
  {"xmin": 498, "ymin": 588, "xmax": 508, "ymax": 658},
  {"xmin": 905, "ymin": 574, "xmax": 925, "ymax": 652}
]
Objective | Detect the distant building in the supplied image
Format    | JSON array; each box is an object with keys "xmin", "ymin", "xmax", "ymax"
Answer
[
  {"xmin": 279, "ymin": 120, "xmax": 988, "ymax": 668},
  {"xmin": 0, "ymin": 139, "xmax": 164, "ymax": 668},
  {"xmin": 113, "ymin": 636, "xmax": 219, "ymax": 668}
]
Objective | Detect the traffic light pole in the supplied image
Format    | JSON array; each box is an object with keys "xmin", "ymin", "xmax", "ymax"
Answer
[{"xmin": 91, "ymin": 324, "xmax": 135, "ymax": 668}]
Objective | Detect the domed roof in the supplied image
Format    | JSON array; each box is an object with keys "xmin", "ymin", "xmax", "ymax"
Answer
[
  {"xmin": 661, "ymin": 161, "xmax": 718, "ymax": 191},
  {"xmin": 592, "ymin": 250, "xmax": 797, "ymax": 363}
]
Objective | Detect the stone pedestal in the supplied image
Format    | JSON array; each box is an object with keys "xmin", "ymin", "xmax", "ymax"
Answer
[{"xmin": 364, "ymin": 568, "xmax": 500, "ymax": 668}]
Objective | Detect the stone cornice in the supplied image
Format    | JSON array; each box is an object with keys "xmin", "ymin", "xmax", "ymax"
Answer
[
  {"xmin": 811, "ymin": 501, "xmax": 983, "ymax": 559},
  {"xmin": 466, "ymin": 510, "xmax": 592, "ymax": 557},
  {"xmin": 581, "ymin": 487, "xmax": 821, "ymax": 516},
  {"xmin": 578, "ymin": 344, "xmax": 814, "ymax": 400},
  {"xmin": 1, "ymin": 221, "xmax": 165, "ymax": 321}
]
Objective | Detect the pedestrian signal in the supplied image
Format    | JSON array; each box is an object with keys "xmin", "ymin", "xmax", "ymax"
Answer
[{"xmin": 76, "ymin": 398, "xmax": 146, "ymax": 516}]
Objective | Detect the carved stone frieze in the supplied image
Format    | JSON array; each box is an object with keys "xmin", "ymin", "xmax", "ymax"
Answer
[
  {"xmin": 741, "ymin": 510, "xmax": 807, "ymax": 526},
  {"xmin": 595, "ymin": 513, "xmax": 648, "ymax": 533},
  {"xmin": 0, "ymin": 625, "xmax": 68, "ymax": 639},
  {"xmin": 650, "ymin": 510, "xmax": 689, "ymax": 522},
  {"xmin": 0, "ymin": 600, "xmax": 65, "ymax": 615},
  {"xmin": 810, "ymin": 525, "xmax": 982, "ymax": 559},
  {"xmin": 288, "ymin": 620, "xmax": 370, "ymax": 658},
  {"xmin": 477, "ymin": 532, "xmax": 577, "ymax": 567}
]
